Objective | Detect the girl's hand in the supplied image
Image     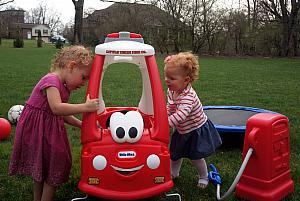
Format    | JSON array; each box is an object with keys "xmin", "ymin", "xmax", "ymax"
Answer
[
  {"xmin": 85, "ymin": 94, "xmax": 99, "ymax": 112},
  {"xmin": 173, "ymin": 91, "xmax": 180, "ymax": 100}
]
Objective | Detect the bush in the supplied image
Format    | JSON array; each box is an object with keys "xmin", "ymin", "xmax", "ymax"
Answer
[
  {"xmin": 37, "ymin": 39, "xmax": 43, "ymax": 47},
  {"xmin": 37, "ymin": 30, "xmax": 43, "ymax": 48},
  {"xmin": 13, "ymin": 26, "xmax": 24, "ymax": 48},
  {"xmin": 13, "ymin": 37, "xmax": 24, "ymax": 48},
  {"xmin": 55, "ymin": 38, "xmax": 64, "ymax": 49}
]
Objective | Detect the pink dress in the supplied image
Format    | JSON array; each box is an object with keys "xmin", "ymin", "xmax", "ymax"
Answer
[{"xmin": 9, "ymin": 73, "xmax": 71, "ymax": 187}]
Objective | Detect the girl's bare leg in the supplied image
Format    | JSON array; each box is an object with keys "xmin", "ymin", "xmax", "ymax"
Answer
[
  {"xmin": 34, "ymin": 181, "xmax": 43, "ymax": 201},
  {"xmin": 171, "ymin": 158, "xmax": 183, "ymax": 179},
  {"xmin": 41, "ymin": 182, "xmax": 56, "ymax": 201},
  {"xmin": 192, "ymin": 158, "xmax": 209, "ymax": 189}
]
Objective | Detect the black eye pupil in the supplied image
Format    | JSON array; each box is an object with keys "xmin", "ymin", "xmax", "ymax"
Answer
[
  {"xmin": 116, "ymin": 127, "xmax": 125, "ymax": 138},
  {"xmin": 129, "ymin": 127, "xmax": 138, "ymax": 138}
]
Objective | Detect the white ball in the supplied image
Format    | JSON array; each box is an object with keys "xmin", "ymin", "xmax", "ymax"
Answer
[{"xmin": 8, "ymin": 105, "xmax": 24, "ymax": 124}]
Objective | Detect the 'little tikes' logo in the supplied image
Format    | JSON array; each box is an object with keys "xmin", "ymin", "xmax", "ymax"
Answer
[{"xmin": 118, "ymin": 151, "xmax": 136, "ymax": 159}]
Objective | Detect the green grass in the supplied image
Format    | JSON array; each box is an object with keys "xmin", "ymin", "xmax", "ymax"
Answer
[{"xmin": 0, "ymin": 39, "xmax": 299, "ymax": 201}]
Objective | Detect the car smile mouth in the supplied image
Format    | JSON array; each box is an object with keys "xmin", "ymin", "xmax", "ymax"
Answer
[{"xmin": 111, "ymin": 164, "xmax": 144, "ymax": 176}]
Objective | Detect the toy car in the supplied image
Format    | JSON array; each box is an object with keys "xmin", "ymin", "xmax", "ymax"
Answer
[{"xmin": 78, "ymin": 32, "xmax": 173, "ymax": 200}]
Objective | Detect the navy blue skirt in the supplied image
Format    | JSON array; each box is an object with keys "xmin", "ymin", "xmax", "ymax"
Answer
[{"xmin": 170, "ymin": 119, "xmax": 222, "ymax": 161}]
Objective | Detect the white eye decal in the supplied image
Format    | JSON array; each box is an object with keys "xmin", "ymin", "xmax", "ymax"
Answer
[
  {"xmin": 125, "ymin": 111, "xmax": 144, "ymax": 143},
  {"xmin": 110, "ymin": 112, "xmax": 127, "ymax": 143},
  {"xmin": 109, "ymin": 111, "xmax": 144, "ymax": 144}
]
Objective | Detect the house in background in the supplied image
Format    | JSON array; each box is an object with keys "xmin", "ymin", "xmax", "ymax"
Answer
[
  {"xmin": 0, "ymin": 9, "xmax": 51, "ymax": 42},
  {"xmin": 0, "ymin": 9, "xmax": 24, "ymax": 38},
  {"xmin": 13, "ymin": 23, "xmax": 51, "ymax": 42}
]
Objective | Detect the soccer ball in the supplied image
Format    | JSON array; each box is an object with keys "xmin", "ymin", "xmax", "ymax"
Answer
[{"xmin": 8, "ymin": 105, "xmax": 24, "ymax": 124}]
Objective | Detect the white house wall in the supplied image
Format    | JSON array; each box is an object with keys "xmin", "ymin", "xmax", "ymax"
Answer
[{"xmin": 32, "ymin": 24, "xmax": 51, "ymax": 37}]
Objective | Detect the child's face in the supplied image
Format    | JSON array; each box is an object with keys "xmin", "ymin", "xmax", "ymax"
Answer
[
  {"xmin": 164, "ymin": 64, "xmax": 190, "ymax": 93},
  {"xmin": 66, "ymin": 63, "xmax": 90, "ymax": 91}
]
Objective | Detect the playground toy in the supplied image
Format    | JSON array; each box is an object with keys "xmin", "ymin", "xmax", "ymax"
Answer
[
  {"xmin": 209, "ymin": 113, "xmax": 294, "ymax": 200},
  {"xmin": 0, "ymin": 118, "xmax": 11, "ymax": 140},
  {"xmin": 204, "ymin": 106, "xmax": 276, "ymax": 134},
  {"xmin": 75, "ymin": 32, "xmax": 174, "ymax": 200}
]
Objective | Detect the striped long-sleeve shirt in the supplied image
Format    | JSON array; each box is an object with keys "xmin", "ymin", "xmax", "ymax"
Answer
[{"xmin": 167, "ymin": 84, "xmax": 207, "ymax": 134}]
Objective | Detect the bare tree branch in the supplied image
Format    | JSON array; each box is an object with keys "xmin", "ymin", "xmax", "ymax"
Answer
[
  {"xmin": 261, "ymin": 0, "xmax": 282, "ymax": 20},
  {"xmin": 261, "ymin": 0, "xmax": 300, "ymax": 56},
  {"xmin": 0, "ymin": 0, "xmax": 14, "ymax": 7}
]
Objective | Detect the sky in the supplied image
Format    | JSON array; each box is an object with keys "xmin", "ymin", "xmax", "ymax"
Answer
[{"xmin": 10, "ymin": 0, "xmax": 113, "ymax": 24}]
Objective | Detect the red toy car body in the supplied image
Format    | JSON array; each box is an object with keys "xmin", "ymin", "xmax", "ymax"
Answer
[{"xmin": 78, "ymin": 32, "xmax": 173, "ymax": 200}]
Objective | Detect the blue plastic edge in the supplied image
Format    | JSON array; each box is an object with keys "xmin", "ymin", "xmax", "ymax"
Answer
[{"xmin": 203, "ymin": 106, "xmax": 277, "ymax": 133}]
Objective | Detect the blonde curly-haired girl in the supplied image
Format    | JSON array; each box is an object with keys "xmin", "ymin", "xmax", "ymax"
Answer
[{"xmin": 9, "ymin": 45, "xmax": 99, "ymax": 201}]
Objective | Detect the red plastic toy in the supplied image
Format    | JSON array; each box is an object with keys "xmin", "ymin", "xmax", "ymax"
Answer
[
  {"xmin": 0, "ymin": 118, "xmax": 11, "ymax": 140},
  {"xmin": 236, "ymin": 113, "xmax": 294, "ymax": 201},
  {"xmin": 78, "ymin": 32, "xmax": 173, "ymax": 200}
]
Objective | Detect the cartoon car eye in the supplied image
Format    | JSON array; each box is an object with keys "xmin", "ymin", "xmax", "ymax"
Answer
[
  {"xmin": 110, "ymin": 111, "xmax": 144, "ymax": 143},
  {"xmin": 125, "ymin": 111, "xmax": 144, "ymax": 143},
  {"xmin": 110, "ymin": 112, "xmax": 127, "ymax": 143}
]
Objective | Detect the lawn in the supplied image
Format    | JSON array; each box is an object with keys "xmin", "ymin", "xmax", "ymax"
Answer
[{"xmin": 0, "ymin": 39, "xmax": 299, "ymax": 201}]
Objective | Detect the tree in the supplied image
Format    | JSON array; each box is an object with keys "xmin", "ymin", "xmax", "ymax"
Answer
[
  {"xmin": 72, "ymin": 0, "xmax": 84, "ymax": 44},
  {"xmin": 37, "ymin": 30, "xmax": 43, "ymax": 47},
  {"xmin": 198, "ymin": 0, "xmax": 221, "ymax": 54},
  {"xmin": 24, "ymin": 2, "xmax": 63, "ymax": 34},
  {"xmin": 62, "ymin": 20, "xmax": 74, "ymax": 43},
  {"xmin": 185, "ymin": 0, "xmax": 205, "ymax": 53},
  {"xmin": 154, "ymin": 0, "xmax": 189, "ymax": 52},
  {"xmin": 261, "ymin": 0, "xmax": 300, "ymax": 56},
  {"xmin": 245, "ymin": 0, "xmax": 260, "ymax": 30},
  {"xmin": 238, "ymin": 0, "xmax": 261, "ymax": 55},
  {"xmin": 0, "ymin": 0, "xmax": 14, "ymax": 7},
  {"xmin": 13, "ymin": 26, "xmax": 24, "ymax": 48}
]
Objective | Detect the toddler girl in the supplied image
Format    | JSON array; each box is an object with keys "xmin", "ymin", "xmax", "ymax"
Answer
[
  {"xmin": 9, "ymin": 45, "xmax": 99, "ymax": 201},
  {"xmin": 164, "ymin": 52, "xmax": 222, "ymax": 189}
]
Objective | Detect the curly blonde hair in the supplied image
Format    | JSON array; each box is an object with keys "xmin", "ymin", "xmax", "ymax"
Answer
[
  {"xmin": 164, "ymin": 52, "xmax": 199, "ymax": 83},
  {"xmin": 50, "ymin": 45, "xmax": 93, "ymax": 72}
]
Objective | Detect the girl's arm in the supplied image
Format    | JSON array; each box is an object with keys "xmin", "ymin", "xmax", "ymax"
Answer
[
  {"xmin": 168, "ymin": 102, "xmax": 192, "ymax": 127},
  {"xmin": 46, "ymin": 87, "xmax": 99, "ymax": 116},
  {"xmin": 64, "ymin": 115, "xmax": 82, "ymax": 128}
]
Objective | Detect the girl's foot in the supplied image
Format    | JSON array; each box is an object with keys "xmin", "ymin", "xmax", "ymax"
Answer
[{"xmin": 197, "ymin": 178, "xmax": 208, "ymax": 189}]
